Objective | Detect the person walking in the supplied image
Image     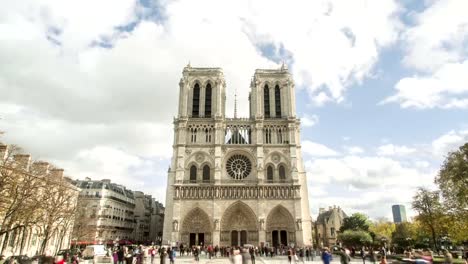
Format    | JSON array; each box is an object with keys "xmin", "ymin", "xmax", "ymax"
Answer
[
  {"xmin": 442, "ymin": 249, "xmax": 453, "ymax": 264},
  {"xmin": 360, "ymin": 247, "xmax": 366, "ymax": 264},
  {"xmin": 322, "ymin": 248, "xmax": 332, "ymax": 264},
  {"xmin": 370, "ymin": 248, "xmax": 377, "ymax": 264},
  {"xmin": 159, "ymin": 248, "xmax": 167, "ymax": 264},
  {"xmin": 249, "ymin": 247, "xmax": 256, "ymax": 264},
  {"xmin": 338, "ymin": 248, "xmax": 351, "ymax": 264}
]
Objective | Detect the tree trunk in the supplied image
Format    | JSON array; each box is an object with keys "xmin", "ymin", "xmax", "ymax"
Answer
[
  {"xmin": 40, "ymin": 229, "xmax": 49, "ymax": 255},
  {"xmin": 20, "ymin": 226, "xmax": 28, "ymax": 255},
  {"xmin": 0, "ymin": 232, "xmax": 10, "ymax": 255},
  {"xmin": 430, "ymin": 224, "xmax": 437, "ymax": 251}
]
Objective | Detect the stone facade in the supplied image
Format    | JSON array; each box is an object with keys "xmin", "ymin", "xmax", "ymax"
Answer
[
  {"xmin": 72, "ymin": 178, "xmax": 137, "ymax": 244},
  {"xmin": 0, "ymin": 144, "xmax": 79, "ymax": 257},
  {"xmin": 163, "ymin": 64, "xmax": 313, "ymax": 247},
  {"xmin": 315, "ymin": 206, "xmax": 347, "ymax": 247}
]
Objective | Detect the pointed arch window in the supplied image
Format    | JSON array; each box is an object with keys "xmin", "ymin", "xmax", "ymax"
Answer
[
  {"xmin": 264, "ymin": 85, "xmax": 270, "ymax": 118},
  {"xmin": 267, "ymin": 165, "xmax": 274, "ymax": 182},
  {"xmin": 205, "ymin": 83, "xmax": 212, "ymax": 118},
  {"xmin": 192, "ymin": 83, "xmax": 200, "ymax": 117},
  {"xmin": 275, "ymin": 85, "xmax": 281, "ymax": 118},
  {"xmin": 203, "ymin": 165, "xmax": 210, "ymax": 182},
  {"xmin": 190, "ymin": 165, "xmax": 197, "ymax": 182},
  {"xmin": 279, "ymin": 165, "xmax": 286, "ymax": 181}
]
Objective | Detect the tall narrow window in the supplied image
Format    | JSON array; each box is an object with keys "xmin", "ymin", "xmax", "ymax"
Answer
[
  {"xmin": 205, "ymin": 83, "xmax": 212, "ymax": 118},
  {"xmin": 192, "ymin": 83, "xmax": 200, "ymax": 117},
  {"xmin": 267, "ymin": 166, "xmax": 273, "ymax": 182},
  {"xmin": 191, "ymin": 128, "xmax": 197, "ymax": 143},
  {"xmin": 264, "ymin": 85, "xmax": 270, "ymax": 118},
  {"xmin": 190, "ymin": 165, "xmax": 197, "ymax": 182},
  {"xmin": 275, "ymin": 85, "xmax": 281, "ymax": 117},
  {"xmin": 203, "ymin": 165, "xmax": 210, "ymax": 182},
  {"xmin": 279, "ymin": 165, "xmax": 286, "ymax": 181}
]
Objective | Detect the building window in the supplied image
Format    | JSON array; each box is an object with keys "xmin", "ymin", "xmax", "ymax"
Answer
[
  {"xmin": 265, "ymin": 128, "xmax": 272, "ymax": 144},
  {"xmin": 190, "ymin": 165, "xmax": 197, "ymax": 182},
  {"xmin": 202, "ymin": 165, "xmax": 210, "ymax": 182},
  {"xmin": 279, "ymin": 165, "xmax": 286, "ymax": 181},
  {"xmin": 264, "ymin": 85, "xmax": 270, "ymax": 118},
  {"xmin": 205, "ymin": 128, "xmax": 211, "ymax": 143},
  {"xmin": 192, "ymin": 83, "xmax": 200, "ymax": 117},
  {"xmin": 191, "ymin": 128, "xmax": 197, "ymax": 143},
  {"xmin": 267, "ymin": 166, "xmax": 273, "ymax": 182},
  {"xmin": 331, "ymin": 227, "xmax": 335, "ymax": 237},
  {"xmin": 275, "ymin": 85, "xmax": 281, "ymax": 117},
  {"xmin": 205, "ymin": 83, "xmax": 212, "ymax": 117}
]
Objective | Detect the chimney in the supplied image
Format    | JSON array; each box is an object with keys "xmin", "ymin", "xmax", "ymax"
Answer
[
  {"xmin": 0, "ymin": 144, "xmax": 7, "ymax": 160},
  {"xmin": 14, "ymin": 154, "xmax": 31, "ymax": 171},
  {"xmin": 32, "ymin": 161, "xmax": 49, "ymax": 175},
  {"xmin": 85, "ymin": 177, "xmax": 91, "ymax": 181},
  {"xmin": 50, "ymin": 168, "xmax": 64, "ymax": 179},
  {"xmin": 328, "ymin": 206, "xmax": 332, "ymax": 211},
  {"xmin": 319, "ymin": 208, "xmax": 325, "ymax": 214}
]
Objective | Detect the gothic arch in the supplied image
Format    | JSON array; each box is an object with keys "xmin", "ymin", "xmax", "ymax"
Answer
[
  {"xmin": 220, "ymin": 201, "xmax": 258, "ymax": 246},
  {"xmin": 185, "ymin": 151, "xmax": 215, "ymax": 168},
  {"xmin": 265, "ymin": 204, "xmax": 296, "ymax": 246},
  {"xmin": 264, "ymin": 151, "xmax": 289, "ymax": 166},
  {"xmin": 180, "ymin": 207, "xmax": 212, "ymax": 245},
  {"xmin": 266, "ymin": 205, "xmax": 295, "ymax": 232}
]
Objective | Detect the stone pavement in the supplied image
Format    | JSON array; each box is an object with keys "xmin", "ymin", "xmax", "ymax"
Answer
[{"xmin": 161, "ymin": 255, "xmax": 368, "ymax": 263}]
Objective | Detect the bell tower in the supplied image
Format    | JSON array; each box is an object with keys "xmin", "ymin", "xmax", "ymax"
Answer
[
  {"xmin": 249, "ymin": 63, "xmax": 296, "ymax": 120},
  {"xmin": 177, "ymin": 64, "xmax": 226, "ymax": 119}
]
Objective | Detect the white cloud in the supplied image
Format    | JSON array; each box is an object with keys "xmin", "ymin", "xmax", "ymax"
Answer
[
  {"xmin": 385, "ymin": 0, "xmax": 468, "ymax": 109},
  {"xmin": 382, "ymin": 60, "xmax": 468, "ymax": 109},
  {"xmin": 401, "ymin": 0, "xmax": 468, "ymax": 72},
  {"xmin": 306, "ymin": 155, "xmax": 434, "ymax": 189},
  {"xmin": 302, "ymin": 140, "xmax": 340, "ymax": 157},
  {"xmin": 344, "ymin": 146, "xmax": 365, "ymax": 155},
  {"xmin": 431, "ymin": 130, "xmax": 468, "ymax": 158},
  {"xmin": 377, "ymin": 144, "xmax": 416, "ymax": 156},
  {"xmin": 301, "ymin": 114, "xmax": 319, "ymax": 127}
]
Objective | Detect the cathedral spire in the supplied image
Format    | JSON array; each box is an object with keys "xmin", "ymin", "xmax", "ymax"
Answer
[{"xmin": 234, "ymin": 88, "xmax": 238, "ymax": 118}]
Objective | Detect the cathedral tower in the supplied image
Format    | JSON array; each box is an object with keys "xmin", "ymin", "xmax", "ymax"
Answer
[{"xmin": 163, "ymin": 64, "xmax": 313, "ymax": 247}]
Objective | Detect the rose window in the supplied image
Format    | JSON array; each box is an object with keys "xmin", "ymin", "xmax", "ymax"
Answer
[{"xmin": 226, "ymin": 154, "xmax": 252, "ymax": 180}]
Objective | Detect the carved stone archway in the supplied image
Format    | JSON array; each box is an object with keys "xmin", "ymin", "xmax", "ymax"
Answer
[
  {"xmin": 220, "ymin": 201, "xmax": 258, "ymax": 246},
  {"xmin": 265, "ymin": 205, "xmax": 296, "ymax": 246},
  {"xmin": 180, "ymin": 208, "xmax": 212, "ymax": 246}
]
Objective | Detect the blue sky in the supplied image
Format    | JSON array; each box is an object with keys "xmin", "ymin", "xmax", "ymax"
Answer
[{"xmin": 1, "ymin": 0, "xmax": 467, "ymax": 220}]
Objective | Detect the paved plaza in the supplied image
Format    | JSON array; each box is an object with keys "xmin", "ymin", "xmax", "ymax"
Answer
[{"xmin": 160, "ymin": 256, "xmax": 371, "ymax": 264}]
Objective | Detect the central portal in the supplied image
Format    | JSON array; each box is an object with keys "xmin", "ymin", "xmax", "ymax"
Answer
[
  {"xmin": 220, "ymin": 201, "xmax": 258, "ymax": 246},
  {"xmin": 231, "ymin": 230, "xmax": 247, "ymax": 246}
]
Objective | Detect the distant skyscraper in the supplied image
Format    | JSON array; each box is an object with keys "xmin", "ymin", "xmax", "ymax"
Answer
[{"xmin": 392, "ymin": 205, "xmax": 407, "ymax": 223}]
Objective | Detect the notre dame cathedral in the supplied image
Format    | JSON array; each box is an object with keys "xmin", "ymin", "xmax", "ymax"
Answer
[{"xmin": 162, "ymin": 64, "xmax": 313, "ymax": 247}]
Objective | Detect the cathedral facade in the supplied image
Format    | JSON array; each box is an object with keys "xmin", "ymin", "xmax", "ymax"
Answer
[{"xmin": 162, "ymin": 64, "xmax": 313, "ymax": 247}]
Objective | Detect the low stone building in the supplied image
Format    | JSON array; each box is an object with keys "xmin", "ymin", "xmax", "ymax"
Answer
[{"xmin": 315, "ymin": 205, "xmax": 347, "ymax": 247}]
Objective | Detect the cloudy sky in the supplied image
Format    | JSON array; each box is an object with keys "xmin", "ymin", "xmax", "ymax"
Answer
[{"xmin": 1, "ymin": 0, "xmax": 467, "ymax": 220}]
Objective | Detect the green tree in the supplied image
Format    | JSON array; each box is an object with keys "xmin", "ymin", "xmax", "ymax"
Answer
[
  {"xmin": 338, "ymin": 230, "xmax": 373, "ymax": 247},
  {"xmin": 435, "ymin": 142, "xmax": 468, "ymax": 243},
  {"xmin": 391, "ymin": 222, "xmax": 416, "ymax": 248},
  {"xmin": 412, "ymin": 188, "xmax": 444, "ymax": 249},
  {"xmin": 339, "ymin": 213, "xmax": 370, "ymax": 232},
  {"xmin": 369, "ymin": 218, "xmax": 396, "ymax": 245}
]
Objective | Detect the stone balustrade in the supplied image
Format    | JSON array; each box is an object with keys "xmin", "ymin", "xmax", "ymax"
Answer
[{"xmin": 173, "ymin": 184, "xmax": 300, "ymax": 200}]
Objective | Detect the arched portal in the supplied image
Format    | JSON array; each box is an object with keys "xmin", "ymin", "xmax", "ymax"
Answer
[
  {"xmin": 266, "ymin": 205, "xmax": 296, "ymax": 247},
  {"xmin": 180, "ymin": 208, "xmax": 212, "ymax": 247},
  {"xmin": 220, "ymin": 201, "xmax": 258, "ymax": 246}
]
